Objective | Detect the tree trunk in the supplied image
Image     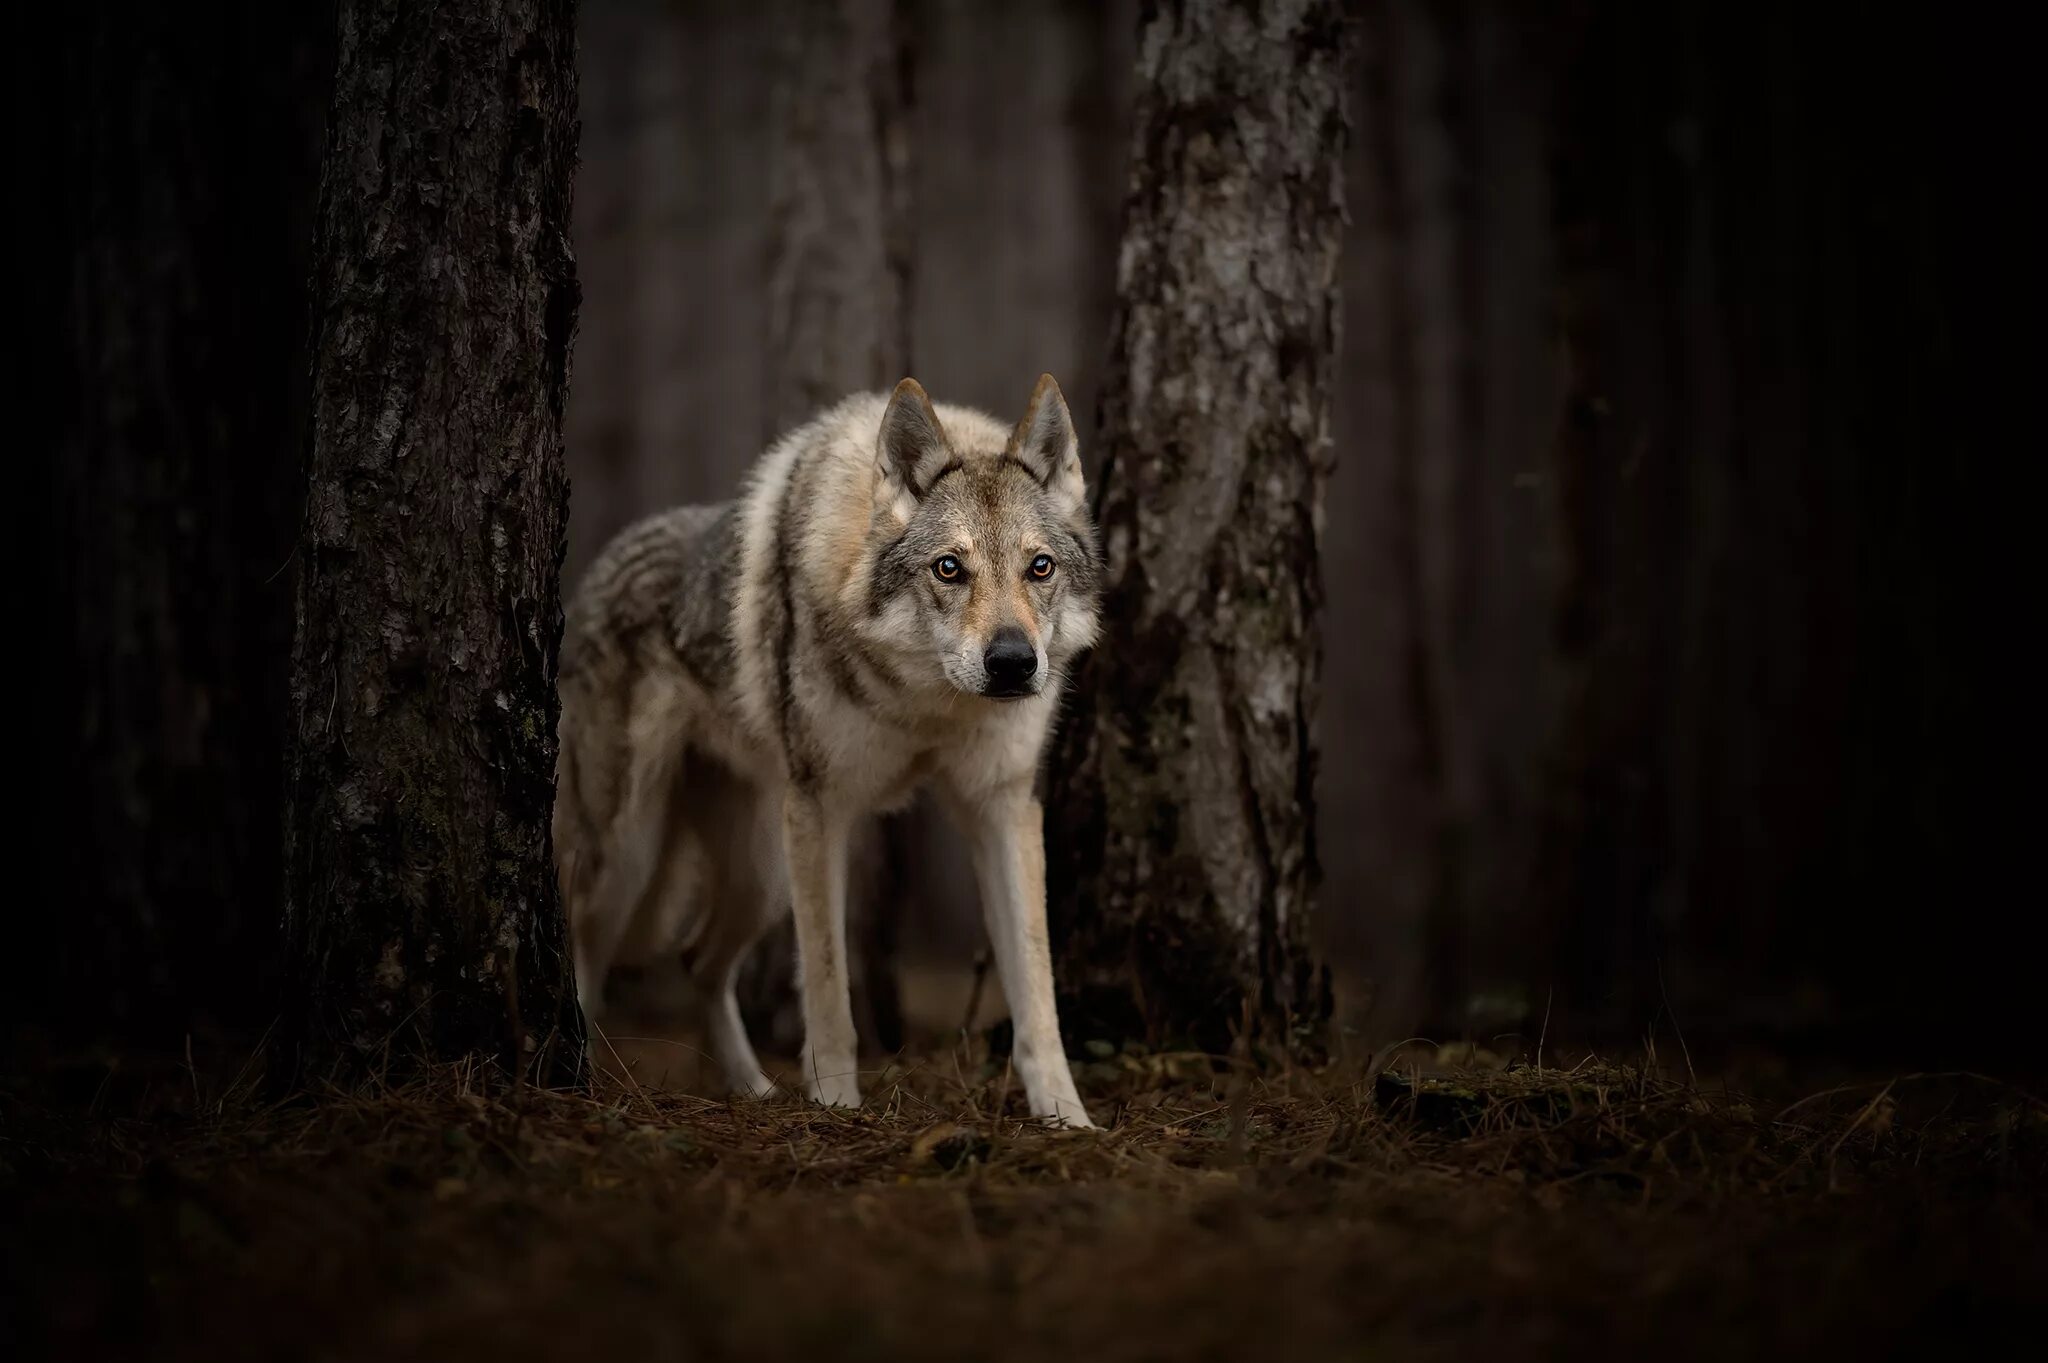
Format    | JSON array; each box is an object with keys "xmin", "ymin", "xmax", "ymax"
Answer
[
  {"xmin": 739, "ymin": 0, "xmax": 913, "ymax": 1055},
  {"xmin": 761, "ymin": 0, "xmax": 913, "ymax": 425},
  {"xmin": 277, "ymin": 0, "xmax": 584, "ymax": 1084},
  {"xmin": 1047, "ymin": 0, "xmax": 1353, "ymax": 1058},
  {"xmin": 32, "ymin": 5, "xmax": 329, "ymax": 1043}
]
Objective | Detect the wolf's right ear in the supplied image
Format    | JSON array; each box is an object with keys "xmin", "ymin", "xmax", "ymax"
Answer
[
  {"xmin": 875, "ymin": 378, "xmax": 953, "ymax": 516},
  {"xmin": 1006, "ymin": 374, "xmax": 1085, "ymax": 516}
]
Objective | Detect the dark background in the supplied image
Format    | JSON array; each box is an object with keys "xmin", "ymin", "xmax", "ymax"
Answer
[{"xmin": 22, "ymin": 0, "xmax": 2029, "ymax": 1073}]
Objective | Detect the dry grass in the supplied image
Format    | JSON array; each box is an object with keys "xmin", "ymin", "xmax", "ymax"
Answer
[{"xmin": 4, "ymin": 1028, "xmax": 2044, "ymax": 1362}]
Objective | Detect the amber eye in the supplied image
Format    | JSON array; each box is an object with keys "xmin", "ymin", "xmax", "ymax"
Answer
[
  {"xmin": 933, "ymin": 555, "xmax": 963, "ymax": 582},
  {"xmin": 1028, "ymin": 554, "xmax": 1056, "ymax": 581}
]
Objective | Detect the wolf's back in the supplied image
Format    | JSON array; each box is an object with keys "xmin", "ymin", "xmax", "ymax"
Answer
[{"xmin": 561, "ymin": 503, "xmax": 735, "ymax": 682}]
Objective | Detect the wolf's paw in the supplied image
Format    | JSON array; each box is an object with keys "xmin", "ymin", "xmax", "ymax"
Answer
[
  {"xmin": 732, "ymin": 1071, "xmax": 781, "ymax": 1101},
  {"xmin": 1030, "ymin": 1097, "xmax": 1098, "ymax": 1130},
  {"xmin": 807, "ymin": 1073, "xmax": 863, "ymax": 1110}
]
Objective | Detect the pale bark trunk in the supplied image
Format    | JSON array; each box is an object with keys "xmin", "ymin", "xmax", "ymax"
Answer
[{"xmin": 1047, "ymin": 0, "xmax": 1354, "ymax": 1057}]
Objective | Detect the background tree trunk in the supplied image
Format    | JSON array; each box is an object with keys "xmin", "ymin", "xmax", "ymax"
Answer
[
  {"xmin": 760, "ymin": 0, "xmax": 913, "ymax": 427},
  {"xmin": 27, "ymin": 4, "xmax": 330, "ymax": 1044},
  {"xmin": 736, "ymin": 0, "xmax": 916, "ymax": 1057},
  {"xmin": 1046, "ymin": 0, "xmax": 1353, "ymax": 1058},
  {"xmin": 1320, "ymin": 0, "xmax": 1564, "ymax": 1044},
  {"xmin": 277, "ymin": 0, "xmax": 584, "ymax": 1084}
]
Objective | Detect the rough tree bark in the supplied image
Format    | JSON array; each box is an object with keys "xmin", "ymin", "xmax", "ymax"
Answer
[
  {"xmin": 1047, "ymin": 0, "xmax": 1353, "ymax": 1057},
  {"xmin": 738, "ymin": 0, "xmax": 913, "ymax": 1055},
  {"xmin": 34, "ymin": 5, "xmax": 329, "ymax": 1040},
  {"xmin": 277, "ymin": 0, "xmax": 584, "ymax": 1083}
]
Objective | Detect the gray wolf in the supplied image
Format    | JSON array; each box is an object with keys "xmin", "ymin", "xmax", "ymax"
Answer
[{"xmin": 554, "ymin": 375, "xmax": 1101, "ymax": 1126}]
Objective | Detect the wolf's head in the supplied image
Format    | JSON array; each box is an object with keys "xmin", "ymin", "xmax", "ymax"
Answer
[{"xmin": 865, "ymin": 375, "xmax": 1102, "ymax": 701}]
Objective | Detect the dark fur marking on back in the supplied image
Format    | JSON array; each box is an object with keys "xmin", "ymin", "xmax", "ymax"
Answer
[
  {"xmin": 772, "ymin": 471, "xmax": 820, "ymax": 788},
  {"xmin": 667, "ymin": 504, "xmax": 739, "ymax": 688}
]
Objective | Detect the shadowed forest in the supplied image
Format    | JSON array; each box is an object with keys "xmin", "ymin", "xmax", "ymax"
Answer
[{"xmin": 11, "ymin": 2, "xmax": 2039, "ymax": 1359}]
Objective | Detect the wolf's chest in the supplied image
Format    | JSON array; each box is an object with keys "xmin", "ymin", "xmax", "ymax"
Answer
[{"xmin": 865, "ymin": 744, "xmax": 940, "ymax": 815}]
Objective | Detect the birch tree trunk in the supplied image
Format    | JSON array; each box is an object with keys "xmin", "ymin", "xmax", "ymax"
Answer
[
  {"xmin": 277, "ymin": 0, "xmax": 584, "ymax": 1084},
  {"xmin": 1047, "ymin": 0, "xmax": 1353, "ymax": 1057}
]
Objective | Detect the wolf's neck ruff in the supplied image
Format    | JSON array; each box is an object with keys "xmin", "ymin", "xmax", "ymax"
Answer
[{"xmin": 555, "ymin": 376, "xmax": 1103, "ymax": 1127}]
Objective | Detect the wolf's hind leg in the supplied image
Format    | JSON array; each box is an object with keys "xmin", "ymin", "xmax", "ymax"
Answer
[
  {"xmin": 574, "ymin": 831, "xmax": 654, "ymax": 1033},
  {"xmin": 685, "ymin": 841, "xmax": 782, "ymax": 1097},
  {"xmin": 689, "ymin": 921, "xmax": 780, "ymax": 1099},
  {"xmin": 657, "ymin": 770, "xmax": 780, "ymax": 1098},
  {"xmin": 575, "ymin": 744, "xmax": 685, "ymax": 1040}
]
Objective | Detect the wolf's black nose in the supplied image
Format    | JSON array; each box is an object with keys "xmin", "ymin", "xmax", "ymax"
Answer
[{"xmin": 983, "ymin": 628, "xmax": 1038, "ymax": 694}]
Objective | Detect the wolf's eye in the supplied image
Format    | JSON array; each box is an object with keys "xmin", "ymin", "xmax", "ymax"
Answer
[
  {"xmin": 1028, "ymin": 554, "xmax": 1056, "ymax": 581},
  {"xmin": 933, "ymin": 555, "xmax": 963, "ymax": 582}
]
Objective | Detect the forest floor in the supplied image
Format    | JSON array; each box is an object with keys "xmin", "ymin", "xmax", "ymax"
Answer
[{"xmin": 4, "ymin": 1004, "xmax": 2044, "ymax": 1362}]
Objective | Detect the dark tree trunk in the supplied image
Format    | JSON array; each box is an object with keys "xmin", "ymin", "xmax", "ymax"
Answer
[
  {"xmin": 739, "ymin": 0, "xmax": 914, "ymax": 1057},
  {"xmin": 31, "ymin": 5, "xmax": 330, "ymax": 1043},
  {"xmin": 1047, "ymin": 0, "xmax": 1353, "ymax": 1058},
  {"xmin": 277, "ymin": 0, "xmax": 584, "ymax": 1084}
]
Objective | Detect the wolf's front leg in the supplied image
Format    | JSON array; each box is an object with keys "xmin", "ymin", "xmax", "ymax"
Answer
[
  {"xmin": 782, "ymin": 790, "xmax": 861, "ymax": 1108},
  {"xmin": 964, "ymin": 786, "xmax": 1095, "ymax": 1129}
]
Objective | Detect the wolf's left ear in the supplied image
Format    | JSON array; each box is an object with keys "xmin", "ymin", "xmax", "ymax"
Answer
[{"xmin": 1006, "ymin": 374, "xmax": 1085, "ymax": 515}]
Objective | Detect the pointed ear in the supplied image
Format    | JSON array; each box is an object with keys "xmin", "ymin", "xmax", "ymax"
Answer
[
  {"xmin": 875, "ymin": 378, "xmax": 954, "ymax": 503},
  {"xmin": 1005, "ymin": 374, "xmax": 1085, "ymax": 514}
]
